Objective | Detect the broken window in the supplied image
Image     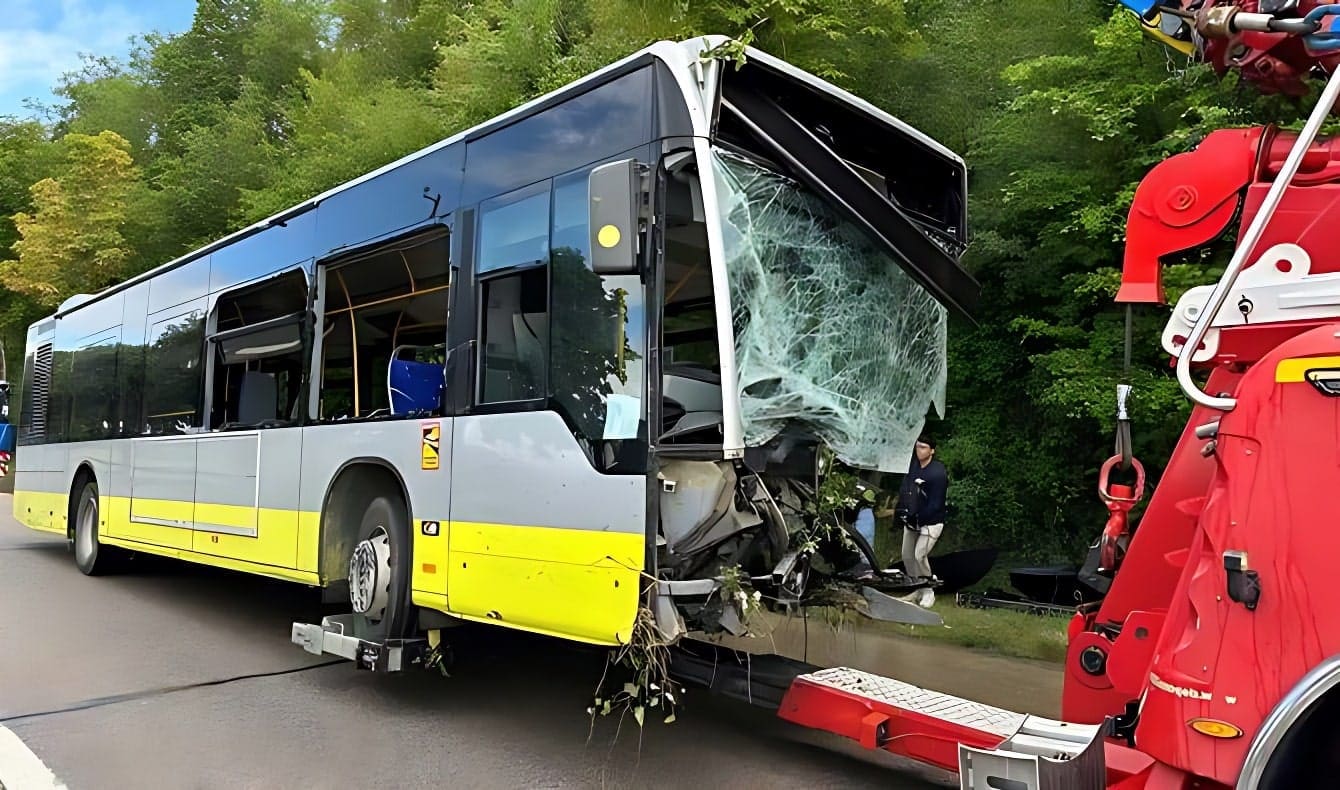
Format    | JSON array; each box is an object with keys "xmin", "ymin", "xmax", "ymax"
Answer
[
  {"xmin": 208, "ymin": 270, "xmax": 308, "ymax": 429},
  {"xmin": 709, "ymin": 148, "xmax": 947, "ymax": 472},
  {"xmin": 319, "ymin": 230, "xmax": 450, "ymax": 420}
]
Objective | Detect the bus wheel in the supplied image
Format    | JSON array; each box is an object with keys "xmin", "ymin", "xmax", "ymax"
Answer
[
  {"xmin": 72, "ymin": 480, "xmax": 116, "ymax": 576},
  {"xmin": 348, "ymin": 495, "xmax": 411, "ymax": 640}
]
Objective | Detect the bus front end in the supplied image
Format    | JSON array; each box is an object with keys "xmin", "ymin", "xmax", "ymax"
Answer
[{"xmin": 641, "ymin": 39, "xmax": 980, "ymax": 641}]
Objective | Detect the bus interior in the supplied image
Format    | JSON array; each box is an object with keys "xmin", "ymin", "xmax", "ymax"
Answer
[{"xmin": 318, "ymin": 231, "xmax": 451, "ymax": 422}]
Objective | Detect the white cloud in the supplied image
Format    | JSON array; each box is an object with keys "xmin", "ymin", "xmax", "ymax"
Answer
[{"xmin": 0, "ymin": 0, "xmax": 158, "ymax": 111}]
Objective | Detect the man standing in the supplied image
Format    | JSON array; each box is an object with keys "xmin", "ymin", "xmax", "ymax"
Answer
[{"xmin": 895, "ymin": 435, "xmax": 947, "ymax": 608}]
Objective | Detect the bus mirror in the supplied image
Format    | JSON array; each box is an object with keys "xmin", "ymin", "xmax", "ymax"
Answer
[{"xmin": 589, "ymin": 159, "xmax": 643, "ymax": 275}]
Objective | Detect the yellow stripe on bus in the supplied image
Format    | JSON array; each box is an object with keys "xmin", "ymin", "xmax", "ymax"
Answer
[
  {"xmin": 447, "ymin": 521, "xmax": 644, "ymax": 646},
  {"xmin": 16, "ymin": 488, "xmax": 646, "ymax": 646},
  {"xmin": 13, "ymin": 490, "xmax": 66, "ymax": 533},
  {"xmin": 1275, "ymin": 355, "xmax": 1340, "ymax": 382},
  {"xmin": 99, "ymin": 534, "xmax": 321, "ymax": 585}
]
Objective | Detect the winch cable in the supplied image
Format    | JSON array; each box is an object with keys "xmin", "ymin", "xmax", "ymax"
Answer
[{"xmin": 0, "ymin": 659, "xmax": 345, "ymax": 724}]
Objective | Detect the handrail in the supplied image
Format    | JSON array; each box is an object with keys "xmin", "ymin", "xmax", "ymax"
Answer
[{"xmin": 1175, "ymin": 66, "xmax": 1340, "ymax": 411}]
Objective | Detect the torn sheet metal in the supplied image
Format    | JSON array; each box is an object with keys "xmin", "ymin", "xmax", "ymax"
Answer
[{"xmin": 710, "ymin": 148, "xmax": 947, "ymax": 472}]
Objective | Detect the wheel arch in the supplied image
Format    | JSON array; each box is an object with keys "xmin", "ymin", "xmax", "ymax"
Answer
[
  {"xmin": 66, "ymin": 461, "xmax": 97, "ymax": 540},
  {"xmin": 1238, "ymin": 654, "xmax": 1340, "ymax": 789},
  {"xmin": 317, "ymin": 457, "xmax": 413, "ymax": 585}
]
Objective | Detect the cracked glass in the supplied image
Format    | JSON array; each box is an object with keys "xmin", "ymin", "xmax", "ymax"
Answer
[{"xmin": 710, "ymin": 148, "xmax": 947, "ymax": 472}]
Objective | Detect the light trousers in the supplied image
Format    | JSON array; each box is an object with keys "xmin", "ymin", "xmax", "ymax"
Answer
[{"xmin": 901, "ymin": 523, "xmax": 944, "ymax": 579}]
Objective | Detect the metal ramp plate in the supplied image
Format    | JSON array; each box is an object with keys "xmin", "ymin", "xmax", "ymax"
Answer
[
  {"xmin": 801, "ymin": 667, "xmax": 1027, "ymax": 739},
  {"xmin": 778, "ymin": 665, "xmax": 1111, "ymax": 788}
]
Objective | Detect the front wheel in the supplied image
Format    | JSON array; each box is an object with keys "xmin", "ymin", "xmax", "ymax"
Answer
[
  {"xmin": 72, "ymin": 481, "xmax": 118, "ymax": 576},
  {"xmin": 347, "ymin": 495, "xmax": 412, "ymax": 641}
]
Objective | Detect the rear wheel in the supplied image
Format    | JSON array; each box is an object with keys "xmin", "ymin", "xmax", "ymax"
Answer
[
  {"xmin": 72, "ymin": 480, "xmax": 117, "ymax": 575},
  {"xmin": 347, "ymin": 495, "xmax": 412, "ymax": 640}
]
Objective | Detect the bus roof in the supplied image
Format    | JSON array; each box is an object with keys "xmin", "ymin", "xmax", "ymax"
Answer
[{"xmin": 48, "ymin": 36, "xmax": 963, "ymax": 323}]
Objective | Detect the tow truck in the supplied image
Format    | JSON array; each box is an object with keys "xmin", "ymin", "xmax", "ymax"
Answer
[{"xmin": 757, "ymin": 3, "xmax": 1340, "ymax": 788}]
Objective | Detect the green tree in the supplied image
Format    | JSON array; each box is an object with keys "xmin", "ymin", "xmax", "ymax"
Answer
[
  {"xmin": 1, "ymin": 131, "xmax": 139, "ymax": 310},
  {"xmin": 931, "ymin": 9, "xmax": 1303, "ymax": 558}
]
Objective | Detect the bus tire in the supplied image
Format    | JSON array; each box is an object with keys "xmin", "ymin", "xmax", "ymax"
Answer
[
  {"xmin": 72, "ymin": 480, "xmax": 117, "ymax": 576},
  {"xmin": 348, "ymin": 494, "xmax": 412, "ymax": 640}
]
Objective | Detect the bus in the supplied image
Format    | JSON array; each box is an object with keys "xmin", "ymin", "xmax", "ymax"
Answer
[{"xmin": 13, "ymin": 36, "xmax": 979, "ymax": 664}]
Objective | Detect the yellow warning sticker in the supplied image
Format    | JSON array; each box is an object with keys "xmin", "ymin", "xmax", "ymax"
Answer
[{"xmin": 421, "ymin": 422, "xmax": 441, "ymax": 470}]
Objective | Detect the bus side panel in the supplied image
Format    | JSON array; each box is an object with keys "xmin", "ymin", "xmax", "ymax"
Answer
[
  {"xmin": 13, "ymin": 444, "xmax": 60, "ymax": 532},
  {"xmin": 191, "ymin": 428, "xmax": 302, "ymax": 569},
  {"xmin": 297, "ymin": 420, "xmax": 453, "ymax": 588},
  {"xmin": 447, "ymin": 412, "xmax": 645, "ymax": 646},
  {"xmin": 120, "ymin": 437, "xmax": 195, "ymax": 550},
  {"xmin": 105, "ymin": 428, "xmax": 134, "ymax": 540}
]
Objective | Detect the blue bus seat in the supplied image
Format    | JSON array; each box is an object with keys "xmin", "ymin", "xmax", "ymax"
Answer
[{"xmin": 389, "ymin": 358, "xmax": 444, "ymax": 415}]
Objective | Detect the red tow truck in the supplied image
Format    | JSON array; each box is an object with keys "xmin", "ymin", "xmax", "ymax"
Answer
[{"xmin": 734, "ymin": 3, "xmax": 1340, "ymax": 788}]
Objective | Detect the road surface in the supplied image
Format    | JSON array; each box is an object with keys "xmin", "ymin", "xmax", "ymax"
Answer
[{"xmin": 0, "ymin": 498, "xmax": 1059, "ymax": 788}]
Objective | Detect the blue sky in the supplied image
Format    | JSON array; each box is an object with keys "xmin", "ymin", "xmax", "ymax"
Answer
[{"xmin": 0, "ymin": 0, "xmax": 194, "ymax": 119}]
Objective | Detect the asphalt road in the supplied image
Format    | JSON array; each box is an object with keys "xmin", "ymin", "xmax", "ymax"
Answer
[{"xmin": 0, "ymin": 499, "xmax": 1021, "ymax": 789}]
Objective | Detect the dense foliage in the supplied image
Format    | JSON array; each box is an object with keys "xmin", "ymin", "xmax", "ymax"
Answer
[{"xmin": 0, "ymin": 0, "xmax": 1309, "ymax": 559}]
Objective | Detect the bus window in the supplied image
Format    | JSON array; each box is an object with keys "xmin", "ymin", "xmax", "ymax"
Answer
[
  {"xmin": 208, "ymin": 270, "xmax": 308, "ymax": 429},
  {"xmin": 659, "ymin": 157, "xmax": 722, "ymax": 446},
  {"xmin": 478, "ymin": 268, "xmax": 547, "ymax": 404},
  {"xmin": 67, "ymin": 335, "xmax": 119, "ymax": 441},
  {"xmin": 476, "ymin": 183, "xmax": 551, "ymax": 405},
  {"xmin": 318, "ymin": 230, "xmax": 450, "ymax": 420},
  {"xmin": 549, "ymin": 169, "xmax": 647, "ymax": 468},
  {"xmin": 143, "ymin": 310, "xmax": 205, "ymax": 434}
]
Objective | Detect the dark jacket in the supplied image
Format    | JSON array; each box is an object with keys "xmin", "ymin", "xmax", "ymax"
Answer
[{"xmin": 896, "ymin": 458, "xmax": 948, "ymax": 528}]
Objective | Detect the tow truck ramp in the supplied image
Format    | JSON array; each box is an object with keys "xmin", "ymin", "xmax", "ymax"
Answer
[
  {"xmin": 292, "ymin": 622, "xmax": 1122, "ymax": 789},
  {"xmin": 778, "ymin": 667, "xmax": 1107, "ymax": 790}
]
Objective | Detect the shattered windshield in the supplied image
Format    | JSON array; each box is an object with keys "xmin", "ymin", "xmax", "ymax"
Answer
[{"xmin": 710, "ymin": 148, "xmax": 948, "ymax": 472}]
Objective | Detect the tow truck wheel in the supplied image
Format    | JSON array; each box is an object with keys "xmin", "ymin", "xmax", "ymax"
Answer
[
  {"xmin": 348, "ymin": 495, "xmax": 411, "ymax": 640},
  {"xmin": 72, "ymin": 480, "xmax": 117, "ymax": 576}
]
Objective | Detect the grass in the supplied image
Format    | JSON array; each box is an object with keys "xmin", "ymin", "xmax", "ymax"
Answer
[
  {"xmin": 863, "ymin": 514, "xmax": 1072, "ymax": 663},
  {"xmin": 870, "ymin": 599, "xmax": 1071, "ymax": 664}
]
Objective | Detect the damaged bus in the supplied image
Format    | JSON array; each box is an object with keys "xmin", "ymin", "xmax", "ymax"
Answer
[{"xmin": 12, "ymin": 36, "xmax": 978, "ymax": 665}]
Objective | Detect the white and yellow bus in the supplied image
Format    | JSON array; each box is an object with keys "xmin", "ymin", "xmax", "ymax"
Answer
[{"xmin": 13, "ymin": 37, "xmax": 977, "ymax": 666}]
